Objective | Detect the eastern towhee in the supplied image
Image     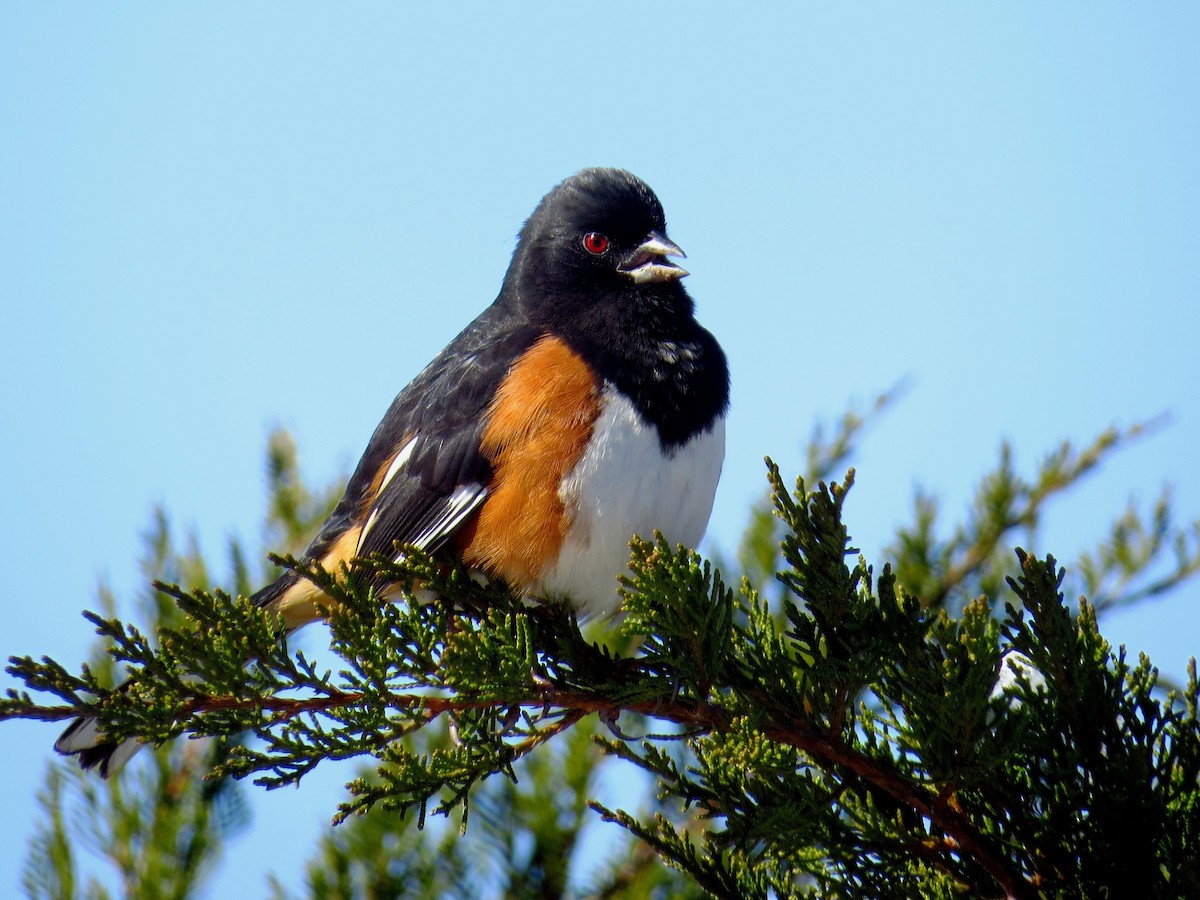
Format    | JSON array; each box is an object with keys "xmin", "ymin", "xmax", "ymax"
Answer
[{"xmin": 57, "ymin": 167, "xmax": 730, "ymax": 776}]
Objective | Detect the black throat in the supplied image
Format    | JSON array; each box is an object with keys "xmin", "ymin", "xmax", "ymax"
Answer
[{"xmin": 551, "ymin": 285, "xmax": 729, "ymax": 451}]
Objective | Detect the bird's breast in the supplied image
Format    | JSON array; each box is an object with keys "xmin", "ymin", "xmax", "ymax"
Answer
[{"xmin": 538, "ymin": 385, "xmax": 726, "ymax": 616}]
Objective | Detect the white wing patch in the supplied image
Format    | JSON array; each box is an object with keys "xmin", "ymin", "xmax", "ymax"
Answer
[
  {"xmin": 357, "ymin": 432, "xmax": 488, "ymax": 558},
  {"xmin": 359, "ymin": 508, "xmax": 382, "ymax": 551},
  {"xmin": 379, "ymin": 435, "xmax": 419, "ymax": 494},
  {"xmin": 357, "ymin": 435, "xmax": 420, "ymax": 553},
  {"xmin": 407, "ymin": 483, "xmax": 487, "ymax": 556}
]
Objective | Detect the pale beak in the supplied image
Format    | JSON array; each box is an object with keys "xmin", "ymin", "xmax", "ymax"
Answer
[{"xmin": 618, "ymin": 231, "xmax": 689, "ymax": 284}]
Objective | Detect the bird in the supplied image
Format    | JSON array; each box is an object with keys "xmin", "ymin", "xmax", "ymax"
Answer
[{"xmin": 55, "ymin": 167, "xmax": 730, "ymax": 777}]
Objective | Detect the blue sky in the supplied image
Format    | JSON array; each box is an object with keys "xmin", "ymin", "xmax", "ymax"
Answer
[{"xmin": 3, "ymin": 4, "xmax": 1198, "ymax": 895}]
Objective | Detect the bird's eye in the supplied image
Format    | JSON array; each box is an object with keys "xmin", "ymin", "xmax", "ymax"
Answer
[{"xmin": 582, "ymin": 232, "xmax": 609, "ymax": 255}]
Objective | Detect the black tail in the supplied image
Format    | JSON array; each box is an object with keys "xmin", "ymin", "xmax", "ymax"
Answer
[
  {"xmin": 56, "ymin": 571, "xmax": 306, "ymax": 777},
  {"xmin": 55, "ymin": 696, "xmax": 143, "ymax": 778}
]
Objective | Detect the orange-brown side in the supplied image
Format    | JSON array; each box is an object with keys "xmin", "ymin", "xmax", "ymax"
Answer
[{"xmin": 456, "ymin": 334, "xmax": 601, "ymax": 588}]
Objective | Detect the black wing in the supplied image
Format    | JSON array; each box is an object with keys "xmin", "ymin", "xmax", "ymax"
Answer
[{"xmin": 293, "ymin": 304, "xmax": 540, "ymax": 582}]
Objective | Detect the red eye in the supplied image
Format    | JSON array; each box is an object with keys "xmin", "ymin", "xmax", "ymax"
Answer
[{"xmin": 582, "ymin": 232, "xmax": 609, "ymax": 255}]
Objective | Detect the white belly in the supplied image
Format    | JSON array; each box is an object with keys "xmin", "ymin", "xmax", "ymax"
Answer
[{"xmin": 538, "ymin": 385, "xmax": 726, "ymax": 616}]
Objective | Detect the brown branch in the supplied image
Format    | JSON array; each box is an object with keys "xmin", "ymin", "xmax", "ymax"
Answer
[
  {"xmin": 21, "ymin": 685, "xmax": 1032, "ymax": 896},
  {"xmin": 758, "ymin": 718, "xmax": 1029, "ymax": 899}
]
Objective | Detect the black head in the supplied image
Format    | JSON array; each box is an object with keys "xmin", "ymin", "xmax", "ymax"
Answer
[
  {"xmin": 494, "ymin": 168, "xmax": 727, "ymax": 448},
  {"xmin": 503, "ymin": 168, "xmax": 692, "ymax": 328}
]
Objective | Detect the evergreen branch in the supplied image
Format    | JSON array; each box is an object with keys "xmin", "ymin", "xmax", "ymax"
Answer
[
  {"xmin": 9, "ymin": 429, "xmax": 1200, "ymax": 898},
  {"xmin": 4, "ymin": 675, "xmax": 1030, "ymax": 893},
  {"xmin": 805, "ymin": 381, "xmax": 910, "ymax": 488},
  {"xmin": 725, "ymin": 383, "xmax": 906, "ymax": 596},
  {"xmin": 1079, "ymin": 491, "xmax": 1200, "ymax": 613},
  {"xmin": 589, "ymin": 806, "xmax": 773, "ymax": 900},
  {"xmin": 893, "ymin": 421, "xmax": 1164, "ymax": 611}
]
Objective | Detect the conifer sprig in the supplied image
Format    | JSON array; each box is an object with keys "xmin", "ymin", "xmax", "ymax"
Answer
[{"xmin": 6, "ymin": 447, "xmax": 1200, "ymax": 897}]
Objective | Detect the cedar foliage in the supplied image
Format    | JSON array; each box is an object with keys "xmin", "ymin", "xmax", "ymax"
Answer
[{"xmin": 4, "ymin": 403, "xmax": 1200, "ymax": 898}]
